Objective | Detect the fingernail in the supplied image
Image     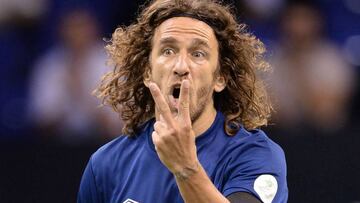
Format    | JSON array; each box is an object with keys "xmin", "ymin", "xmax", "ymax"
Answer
[{"xmin": 149, "ymin": 82, "xmax": 156, "ymax": 91}]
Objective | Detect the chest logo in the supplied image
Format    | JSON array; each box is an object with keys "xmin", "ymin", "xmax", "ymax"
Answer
[
  {"xmin": 253, "ymin": 174, "xmax": 278, "ymax": 203},
  {"xmin": 123, "ymin": 198, "xmax": 139, "ymax": 203}
]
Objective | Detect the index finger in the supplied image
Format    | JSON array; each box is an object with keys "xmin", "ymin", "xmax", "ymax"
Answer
[
  {"xmin": 178, "ymin": 80, "xmax": 191, "ymax": 124},
  {"xmin": 148, "ymin": 82, "xmax": 175, "ymax": 126}
]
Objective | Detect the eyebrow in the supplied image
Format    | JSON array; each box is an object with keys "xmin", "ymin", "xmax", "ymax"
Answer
[
  {"xmin": 154, "ymin": 37, "xmax": 177, "ymax": 55},
  {"xmin": 159, "ymin": 37, "xmax": 178, "ymax": 45},
  {"xmin": 191, "ymin": 38, "xmax": 210, "ymax": 49},
  {"xmin": 159, "ymin": 37, "xmax": 211, "ymax": 49}
]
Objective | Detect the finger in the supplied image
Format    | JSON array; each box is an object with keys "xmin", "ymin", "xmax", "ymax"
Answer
[
  {"xmin": 151, "ymin": 131, "xmax": 160, "ymax": 151},
  {"xmin": 154, "ymin": 121, "xmax": 167, "ymax": 133},
  {"xmin": 178, "ymin": 80, "xmax": 191, "ymax": 124},
  {"xmin": 159, "ymin": 114, "xmax": 166, "ymax": 123},
  {"xmin": 148, "ymin": 82, "xmax": 175, "ymax": 126}
]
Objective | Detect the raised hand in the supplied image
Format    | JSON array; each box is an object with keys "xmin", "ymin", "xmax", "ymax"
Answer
[{"xmin": 148, "ymin": 80, "xmax": 199, "ymax": 175}]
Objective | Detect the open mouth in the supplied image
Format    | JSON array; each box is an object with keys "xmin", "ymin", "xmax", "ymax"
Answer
[
  {"xmin": 169, "ymin": 85, "xmax": 181, "ymax": 110},
  {"xmin": 172, "ymin": 87, "xmax": 180, "ymax": 99}
]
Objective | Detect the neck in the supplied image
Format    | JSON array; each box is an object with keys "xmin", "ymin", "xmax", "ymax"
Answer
[{"xmin": 192, "ymin": 104, "xmax": 217, "ymax": 137}]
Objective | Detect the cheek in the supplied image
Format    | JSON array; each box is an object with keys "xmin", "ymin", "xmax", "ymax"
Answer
[
  {"xmin": 154, "ymin": 57, "xmax": 176, "ymax": 73},
  {"xmin": 194, "ymin": 69, "xmax": 216, "ymax": 86},
  {"xmin": 150, "ymin": 58, "xmax": 173, "ymax": 88},
  {"xmin": 192, "ymin": 74, "xmax": 214, "ymax": 97},
  {"xmin": 191, "ymin": 72, "xmax": 218, "ymax": 101}
]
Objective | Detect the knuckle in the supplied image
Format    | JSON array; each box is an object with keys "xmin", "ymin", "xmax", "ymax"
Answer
[
  {"xmin": 182, "ymin": 123, "xmax": 191, "ymax": 131},
  {"xmin": 157, "ymin": 139, "xmax": 164, "ymax": 147},
  {"xmin": 162, "ymin": 134, "xmax": 176, "ymax": 144},
  {"xmin": 154, "ymin": 121, "xmax": 167, "ymax": 132},
  {"xmin": 162, "ymin": 134, "xmax": 171, "ymax": 142},
  {"xmin": 152, "ymin": 133, "xmax": 163, "ymax": 146},
  {"xmin": 151, "ymin": 131, "xmax": 158, "ymax": 139},
  {"xmin": 158, "ymin": 105, "xmax": 168, "ymax": 113},
  {"xmin": 154, "ymin": 122, "xmax": 161, "ymax": 131},
  {"xmin": 180, "ymin": 101, "xmax": 189, "ymax": 109},
  {"xmin": 151, "ymin": 132, "xmax": 158, "ymax": 142},
  {"xmin": 168, "ymin": 128, "xmax": 177, "ymax": 136}
]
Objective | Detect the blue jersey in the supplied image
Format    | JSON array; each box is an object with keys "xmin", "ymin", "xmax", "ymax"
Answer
[{"xmin": 78, "ymin": 112, "xmax": 288, "ymax": 203}]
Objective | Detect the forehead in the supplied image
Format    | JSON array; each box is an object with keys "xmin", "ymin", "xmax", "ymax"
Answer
[{"xmin": 152, "ymin": 17, "xmax": 218, "ymax": 47}]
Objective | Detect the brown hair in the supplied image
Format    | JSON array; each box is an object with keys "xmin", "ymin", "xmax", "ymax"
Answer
[{"xmin": 95, "ymin": 0, "xmax": 272, "ymax": 136}]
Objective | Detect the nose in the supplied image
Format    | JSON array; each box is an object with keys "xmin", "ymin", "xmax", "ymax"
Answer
[{"xmin": 173, "ymin": 53, "xmax": 190, "ymax": 77}]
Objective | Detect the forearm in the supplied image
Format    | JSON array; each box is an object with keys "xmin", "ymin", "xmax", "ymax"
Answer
[{"xmin": 174, "ymin": 160, "xmax": 230, "ymax": 203}]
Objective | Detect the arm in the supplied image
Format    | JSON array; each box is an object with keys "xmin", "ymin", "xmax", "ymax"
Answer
[
  {"xmin": 148, "ymin": 81, "xmax": 261, "ymax": 203},
  {"xmin": 174, "ymin": 161, "xmax": 261, "ymax": 203},
  {"xmin": 174, "ymin": 160, "xmax": 230, "ymax": 203}
]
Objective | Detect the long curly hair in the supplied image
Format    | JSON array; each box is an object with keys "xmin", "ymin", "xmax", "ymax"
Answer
[{"xmin": 95, "ymin": 0, "xmax": 272, "ymax": 136}]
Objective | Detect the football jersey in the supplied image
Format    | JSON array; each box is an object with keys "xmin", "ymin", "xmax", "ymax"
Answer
[{"xmin": 78, "ymin": 112, "xmax": 288, "ymax": 203}]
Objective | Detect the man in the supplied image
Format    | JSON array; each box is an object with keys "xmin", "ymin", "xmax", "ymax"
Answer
[{"xmin": 78, "ymin": 0, "xmax": 288, "ymax": 202}]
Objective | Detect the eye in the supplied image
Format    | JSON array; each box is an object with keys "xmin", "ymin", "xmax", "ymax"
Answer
[
  {"xmin": 192, "ymin": 50, "xmax": 206, "ymax": 58},
  {"xmin": 162, "ymin": 48, "xmax": 175, "ymax": 56}
]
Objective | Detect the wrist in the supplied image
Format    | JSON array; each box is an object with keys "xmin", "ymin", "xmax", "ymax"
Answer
[{"xmin": 173, "ymin": 161, "xmax": 200, "ymax": 181}]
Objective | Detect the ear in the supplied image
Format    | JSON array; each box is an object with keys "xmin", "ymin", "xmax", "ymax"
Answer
[
  {"xmin": 214, "ymin": 75, "xmax": 226, "ymax": 92},
  {"xmin": 143, "ymin": 68, "xmax": 152, "ymax": 87}
]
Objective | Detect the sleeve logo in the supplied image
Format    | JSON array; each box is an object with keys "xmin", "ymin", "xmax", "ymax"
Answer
[
  {"xmin": 253, "ymin": 174, "xmax": 278, "ymax": 203},
  {"xmin": 123, "ymin": 198, "xmax": 139, "ymax": 203}
]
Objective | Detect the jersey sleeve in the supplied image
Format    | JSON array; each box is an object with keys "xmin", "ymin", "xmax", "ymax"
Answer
[
  {"xmin": 77, "ymin": 156, "xmax": 102, "ymax": 203},
  {"xmin": 222, "ymin": 132, "xmax": 288, "ymax": 203}
]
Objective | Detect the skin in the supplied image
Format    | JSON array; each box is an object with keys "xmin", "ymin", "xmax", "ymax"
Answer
[
  {"xmin": 145, "ymin": 16, "xmax": 226, "ymax": 172},
  {"xmin": 145, "ymin": 17, "xmax": 226, "ymax": 137},
  {"xmin": 145, "ymin": 17, "xmax": 259, "ymax": 203}
]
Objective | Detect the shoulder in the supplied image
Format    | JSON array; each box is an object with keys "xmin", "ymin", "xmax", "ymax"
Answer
[
  {"xmin": 90, "ymin": 121, "xmax": 153, "ymax": 169},
  {"xmin": 91, "ymin": 135, "xmax": 130, "ymax": 161},
  {"xmin": 225, "ymin": 127, "xmax": 287, "ymax": 174},
  {"xmin": 221, "ymin": 128, "xmax": 288, "ymax": 201},
  {"xmin": 234, "ymin": 128, "xmax": 284, "ymax": 157}
]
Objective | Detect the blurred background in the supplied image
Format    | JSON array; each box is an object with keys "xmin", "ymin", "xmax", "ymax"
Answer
[{"xmin": 0, "ymin": 0, "xmax": 359, "ymax": 202}]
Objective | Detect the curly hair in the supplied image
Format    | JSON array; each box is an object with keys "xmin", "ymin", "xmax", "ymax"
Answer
[{"xmin": 95, "ymin": 0, "xmax": 272, "ymax": 136}]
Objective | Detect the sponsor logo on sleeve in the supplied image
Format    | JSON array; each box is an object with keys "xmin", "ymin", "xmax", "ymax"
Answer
[{"xmin": 253, "ymin": 174, "xmax": 278, "ymax": 203}]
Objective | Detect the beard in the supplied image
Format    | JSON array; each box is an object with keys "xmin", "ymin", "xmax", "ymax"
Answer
[
  {"xmin": 188, "ymin": 85, "xmax": 214, "ymax": 123},
  {"xmin": 165, "ymin": 81, "xmax": 215, "ymax": 123}
]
